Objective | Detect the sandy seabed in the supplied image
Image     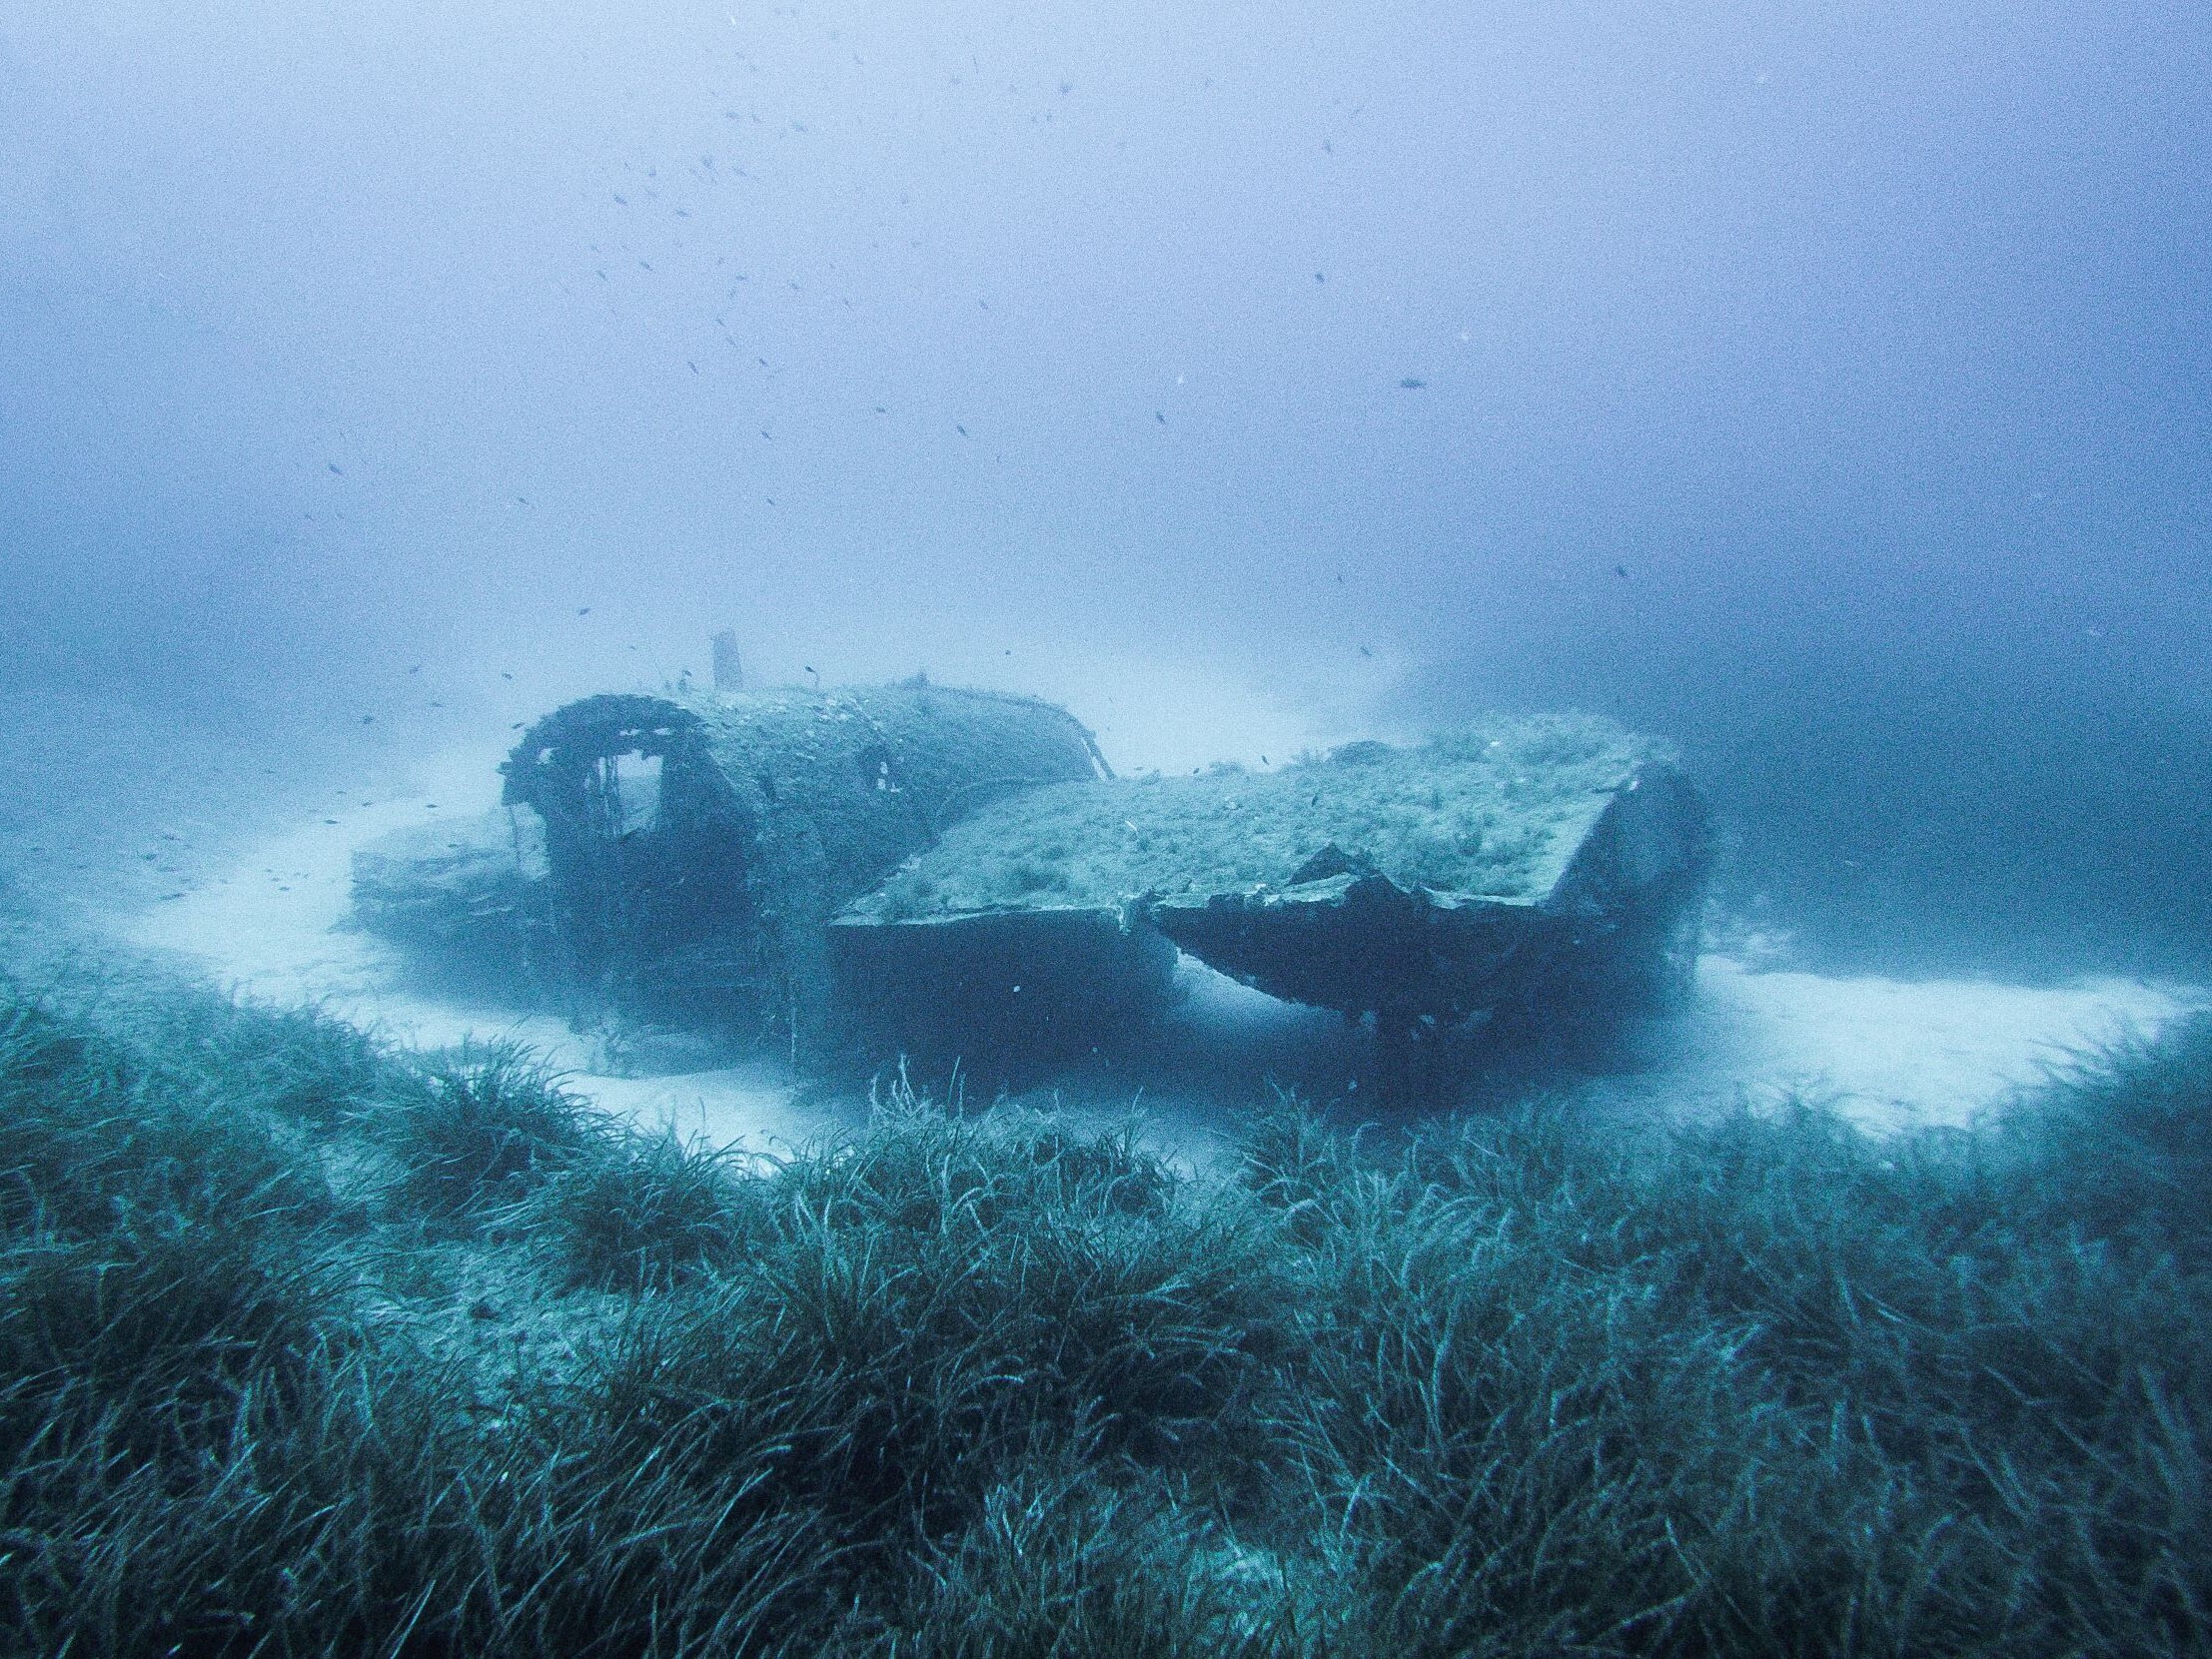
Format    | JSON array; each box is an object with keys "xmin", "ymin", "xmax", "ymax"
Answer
[{"xmin": 118, "ymin": 748, "xmax": 2206, "ymax": 1166}]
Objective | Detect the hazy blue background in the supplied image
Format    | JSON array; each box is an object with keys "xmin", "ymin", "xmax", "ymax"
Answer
[{"xmin": 3, "ymin": 0, "xmax": 2208, "ymax": 977}]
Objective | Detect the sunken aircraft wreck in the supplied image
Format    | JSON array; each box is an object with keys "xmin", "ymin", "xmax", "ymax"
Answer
[{"xmin": 354, "ymin": 681, "xmax": 1711, "ymax": 1066}]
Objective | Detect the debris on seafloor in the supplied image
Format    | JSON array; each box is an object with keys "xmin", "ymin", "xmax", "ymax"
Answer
[{"xmin": 347, "ymin": 813, "xmax": 552, "ymax": 998}]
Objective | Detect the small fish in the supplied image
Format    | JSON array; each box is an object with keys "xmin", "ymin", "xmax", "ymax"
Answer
[
  {"xmin": 957, "ymin": 423, "xmax": 970, "ymax": 436},
  {"xmin": 360, "ymin": 714, "xmax": 376, "ymax": 724},
  {"xmin": 577, "ymin": 606, "xmax": 591, "ymax": 615},
  {"xmin": 328, "ymin": 461, "xmax": 344, "ymax": 474},
  {"xmin": 1399, "ymin": 378, "xmax": 1425, "ymax": 390},
  {"xmin": 1614, "ymin": 563, "xmax": 1629, "ymax": 578},
  {"xmin": 1359, "ymin": 645, "xmax": 1374, "ymax": 658},
  {"xmin": 1314, "ymin": 272, "xmax": 1325, "ymax": 283}
]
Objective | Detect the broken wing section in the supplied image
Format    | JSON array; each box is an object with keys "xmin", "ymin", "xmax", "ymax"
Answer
[
  {"xmin": 1148, "ymin": 761, "xmax": 1711, "ymax": 1021},
  {"xmin": 830, "ymin": 722, "xmax": 1712, "ymax": 1051}
]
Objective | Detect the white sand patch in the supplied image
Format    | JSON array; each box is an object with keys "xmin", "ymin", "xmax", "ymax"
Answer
[
  {"xmin": 1598, "ymin": 957, "xmax": 2206, "ymax": 1134},
  {"xmin": 1002, "ymin": 956, "xmax": 2208, "ymax": 1169}
]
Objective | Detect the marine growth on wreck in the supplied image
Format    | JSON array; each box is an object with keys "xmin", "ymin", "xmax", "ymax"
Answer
[{"xmin": 357, "ymin": 689, "xmax": 1711, "ymax": 1064}]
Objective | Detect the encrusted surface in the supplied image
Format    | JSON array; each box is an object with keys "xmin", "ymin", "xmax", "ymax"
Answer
[{"xmin": 848, "ymin": 714, "xmax": 1669, "ymax": 922}]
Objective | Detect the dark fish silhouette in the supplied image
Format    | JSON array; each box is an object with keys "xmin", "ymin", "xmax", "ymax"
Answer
[{"xmin": 1399, "ymin": 378, "xmax": 1425, "ymax": 390}]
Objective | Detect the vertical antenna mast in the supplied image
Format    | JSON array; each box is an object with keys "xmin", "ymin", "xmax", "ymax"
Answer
[{"xmin": 711, "ymin": 630, "xmax": 743, "ymax": 692}]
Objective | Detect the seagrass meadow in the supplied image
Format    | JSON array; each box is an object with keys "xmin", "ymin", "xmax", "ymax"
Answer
[{"xmin": 1, "ymin": 949, "xmax": 2206, "ymax": 1657}]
